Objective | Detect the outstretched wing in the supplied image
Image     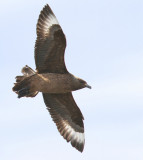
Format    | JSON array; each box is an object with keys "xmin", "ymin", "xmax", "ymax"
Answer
[
  {"xmin": 35, "ymin": 4, "xmax": 68, "ymax": 74},
  {"xmin": 43, "ymin": 92, "xmax": 85, "ymax": 152}
]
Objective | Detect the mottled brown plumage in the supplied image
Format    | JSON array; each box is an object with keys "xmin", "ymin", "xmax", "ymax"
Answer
[{"xmin": 12, "ymin": 4, "xmax": 91, "ymax": 152}]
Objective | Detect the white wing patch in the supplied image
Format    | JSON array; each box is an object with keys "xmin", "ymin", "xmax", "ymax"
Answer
[
  {"xmin": 46, "ymin": 14, "xmax": 59, "ymax": 28},
  {"xmin": 37, "ymin": 13, "xmax": 59, "ymax": 36},
  {"xmin": 61, "ymin": 120, "xmax": 85, "ymax": 148}
]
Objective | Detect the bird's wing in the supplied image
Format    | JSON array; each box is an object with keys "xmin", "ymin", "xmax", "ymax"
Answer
[
  {"xmin": 43, "ymin": 92, "xmax": 85, "ymax": 152},
  {"xmin": 35, "ymin": 4, "xmax": 68, "ymax": 74}
]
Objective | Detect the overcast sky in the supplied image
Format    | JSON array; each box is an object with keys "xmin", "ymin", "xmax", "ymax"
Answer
[{"xmin": 1, "ymin": 0, "xmax": 143, "ymax": 159}]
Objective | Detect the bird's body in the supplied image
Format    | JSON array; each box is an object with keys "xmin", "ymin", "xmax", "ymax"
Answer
[
  {"xmin": 14, "ymin": 72, "xmax": 86, "ymax": 94},
  {"xmin": 12, "ymin": 4, "xmax": 91, "ymax": 152},
  {"xmin": 33, "ymin": 73, "xmax": 84, "ymax": 93}
]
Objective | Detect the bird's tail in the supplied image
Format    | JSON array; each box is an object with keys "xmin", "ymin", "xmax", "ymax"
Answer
[{"xmin": 12, "ymin": 65, "xmax": 39, "ymax": 98}]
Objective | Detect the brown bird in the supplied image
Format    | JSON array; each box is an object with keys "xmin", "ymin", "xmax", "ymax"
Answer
[{"xmin": 12, "ymin": 4, "xmax": 91, "ymax": 152}]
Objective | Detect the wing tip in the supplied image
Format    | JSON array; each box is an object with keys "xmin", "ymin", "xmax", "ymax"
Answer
[
  {"xmin": 37, "ymin": 3, "xmax": 59, "ymax": 37},
  {"xmin": 41, "ymin": 4, "xmax": 53, "ymax": 16},
  {"xmin": 58, "ymin": 121, "xmax": 85, "ymax": 152},
  {"xmin": 71, "ymin": 141, "xmax": 84, "ymax": 152},
  {"xmin": 70, "ymin": 132, "xmax": 85, "ymax": 152}
]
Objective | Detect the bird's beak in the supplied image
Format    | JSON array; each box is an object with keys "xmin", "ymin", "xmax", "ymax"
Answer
[{"xmin": 85, "ymin": 84, "xmax": 92, "ymax": 89}]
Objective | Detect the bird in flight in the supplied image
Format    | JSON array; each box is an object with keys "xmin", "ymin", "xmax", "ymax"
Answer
[{"xmin": 13, "ymin": 4, "xmax": 91, "ymax": 152}]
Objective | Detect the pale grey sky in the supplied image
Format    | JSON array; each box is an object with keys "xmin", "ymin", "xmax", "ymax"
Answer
[{"xmin": 1, "ymin": 0, "xmax": 143, "ymax": 159}]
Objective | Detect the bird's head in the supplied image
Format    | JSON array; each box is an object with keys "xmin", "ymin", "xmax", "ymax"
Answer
[{"xmin": 78, "ymin": 78, "xmax": 92, "ymax": 89}]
